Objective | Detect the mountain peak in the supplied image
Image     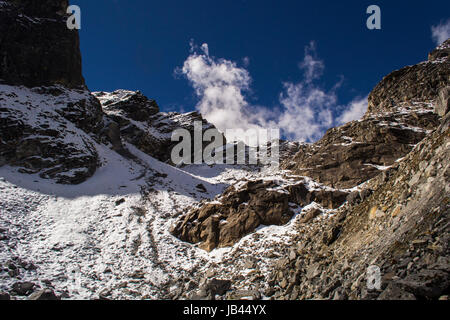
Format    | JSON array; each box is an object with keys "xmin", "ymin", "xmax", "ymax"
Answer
[{"xmin": 429, "ymin": 38, "xmax": 450, "ymax": 61}]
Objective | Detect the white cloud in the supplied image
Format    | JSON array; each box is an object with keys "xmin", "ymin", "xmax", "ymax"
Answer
[
  {"xmin": 180, "ymin": 41, "xmax": 367, "ymax": 143},
  {"xmin": 337, "ymin": 96, "xmax": 368, "ymax": 124},
  {"xmin": 180, "ymin": 43, "xmax": 271, "ymax": 138},
  {"xmin": 274, "ymin": 41, "xmax": 342, "ymax": 141},
  {"xmin": 432, "ymin": 19, "xmax": 450, "ymax": 45},
  {"xmin": 278, "ymin": 81, "xmax": 336, "ymax": 141},
  {"xmin": 299, "ymin": 41, "xmax": 325, "ymax": 83}
]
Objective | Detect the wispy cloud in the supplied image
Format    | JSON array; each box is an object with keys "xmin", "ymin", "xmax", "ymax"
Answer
[
  {"xmin": 179, "ymin": 41, "xmax": 367, "ymax": 142},
  {"xmin": 299, "ymin": 41, "xmax": 325, "ymax": 83},
  {"xmin": 276, "ymin": 41, "xmax": 341, "ymax": 141},
  {"xmin": 432, "ymin": 19, "xmax": 450, "ymax": 45},
  {"xmin": 337, "ymin": 96, "xmax": 368, "ymax": 125},
  {"xmin": 179, "ymin": 42, "xmax": 270, "ymax": 135}
]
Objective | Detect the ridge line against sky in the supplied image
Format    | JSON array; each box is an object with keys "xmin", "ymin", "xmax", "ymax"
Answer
[
  {"xmin": 75, "ymin": 1, "xmax": 450, "ymax": 142},
  {"xmin": 178, "ymin": 40, "xmax": 368, "ymax": 142},
  {"xmin": 177, "ymin": 17, "xmax": 449, "ymax": 142}
]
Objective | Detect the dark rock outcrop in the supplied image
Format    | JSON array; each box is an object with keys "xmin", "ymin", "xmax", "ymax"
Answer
[
  {"xmin": 0, "ymin": 85, "xmax": 102, "ymax": 184},
  {"xmin": 11, "ymin": 281, "xmax": 35, "ymax": 296},
  {"xmin": 94, "ymin": 90, "xmax": 220, "ymax": 164},
  {"xmin": 0, "ymin": 0, "xmax": 85, "ymax": 88},
  {"xmin": 94, "ymin": 90, "xmax": 159, "ymax": 121},
  {"xmin": 0, "ymin": 1, "xmax": 104, "ymax": 184},
  {"xmin": 28, "ymin": 289, "xmax": 59, "ymax": 300}
]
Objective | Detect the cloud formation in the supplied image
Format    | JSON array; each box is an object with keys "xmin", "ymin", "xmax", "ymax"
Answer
[
  {"xmin": 432, "ymin": 19, "xmax": 450, "ymax": 45},
  {"xmin": 277, "ymin": 41, "xmax": 340, "ymax": 141},
  {"xmin": 337, "ymin": 96, "xmax": 368, "ymax": 125},
  {"xmin": 179, "ymin": 41, "xmax": 367, "ymax": 143},
  {"xmin": 180, "ymin": 43, "xmax": 264, "ymax": 134}
]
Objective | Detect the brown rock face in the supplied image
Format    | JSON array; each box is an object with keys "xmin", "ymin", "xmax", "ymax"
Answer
[
  {"xmin": 0, "ymin": 0, "xmax": 85, "ymax": 88},
  {"xmin": 368, "ymin": 39, "xmax": 450, "ymax": 115},
  {"xmin": 271, "ymin": 108, "xmax": 450, "ymax": 301},
  {"xmin": 171, "ymin": 179, "xmax": 349, "ymax": 251},
  {"xmin": 282, "ymin": 41, "xmax": 448, "ymax": 189},
  {"xmin": 283, "ymin": 110, "xmax": 440, "ymax": 189},
  {"xmin": 171, "ymin": 180, "xmax": 294, "ymax": 251}
]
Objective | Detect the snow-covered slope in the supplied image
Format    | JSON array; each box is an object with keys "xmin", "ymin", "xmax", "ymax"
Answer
[{"xmin": 1, "ymin": 121, "xmax": 327, "ymax": 299}]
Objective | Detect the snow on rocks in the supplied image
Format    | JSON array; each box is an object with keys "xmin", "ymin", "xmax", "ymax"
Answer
[
  {"xmin": 0, "ymin": 84, "xmax": 104, "ymax": 184},
  {"xmin": 0, "ymin": 131, "xmax": 349, "ymax": 300}
]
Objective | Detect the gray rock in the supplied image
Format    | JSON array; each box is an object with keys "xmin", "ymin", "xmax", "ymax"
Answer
[
  {"xmin": 0, "ymin": 292, "xmax": 10, "ymax": 300},
  {"xmin": 378, "ymin": 283, "xmax": 416, "ymax": 300},
  {"xmin": 204, "ymin": 279, "xmax": 232, "ymax": 297},
  {"xmin": 346, "ymin": 191, "xmax": 361, "ymax": 205},
  {"xmin": 28, "ymin": 289, "xmax": 59, "ymax": 300},
  {"xmin": 435, "ymin": 86, "xmax": 449, "ymax": 117},
  {"xmin": 11, "ymin": 282, "xmax": 35, "ymax": 296}
]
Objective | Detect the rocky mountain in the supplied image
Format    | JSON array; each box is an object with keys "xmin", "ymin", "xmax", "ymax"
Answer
[
  {"xmin": 265, "ymin": 101, "xmax": 450, "ymax": 300},
  {"xmin": 169, "ymin": 40, "xmax": 450, "ymax": 300},
  {"xmin": 0, "ymin": 0, "xmax": 448, "ymax": 301},
  {"xmin": 93, "ymin": 90, "xmax": 218, "ymax": 164},
  {"xmin": 0, "ymin": 0, "xmax": 220, "ymax": 184},
  {"xmin": 281, "ymin": 41, "xmax": 449, "ymax": 189}
]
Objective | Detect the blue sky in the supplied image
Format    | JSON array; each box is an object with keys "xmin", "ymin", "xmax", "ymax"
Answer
[{"xmin": 73, "ymin": 0, "xmax": 450, "ymax": 141}]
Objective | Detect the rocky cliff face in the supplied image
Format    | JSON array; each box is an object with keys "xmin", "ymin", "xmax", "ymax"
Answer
[
  {"xmin": 171, "ymin": 178, "xmax": 349, "ymax": 251},
  {"xmin": 267, "ymin": 106, "xmax": 449, "ymax": 300},
  {"xmin": 93, "ymin": 90, "xmax": 218, "ymax": 164},
  {"xmin": 0, "ymin": 0, "xmax": 85, "ymax": 88},
  {"xmin": 281, "ymin": 41, "xmax": 449, "ymax": 189},
  {"xmin": 169, "ymin": 41, "xmax": 449, "ymax": 301},
  {"xmin": 0, "ymin": 1, "xmax": 221, "ymax": 184},
  {"xmin": 0, "ymin": 0, "xmax": 103, "ymax": 184},
  {"xmin": 368, "ymin": 39, "xmax": 450, "ymax": 115},
  {"xmin": 0, "ymin": 0, "xmax": 448, "ymax": 302}
]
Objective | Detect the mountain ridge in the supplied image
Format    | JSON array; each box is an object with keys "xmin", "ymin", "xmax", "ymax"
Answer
[{"xmin": 0, "ymin": 0, "xmax": 448, "ymax": 301}]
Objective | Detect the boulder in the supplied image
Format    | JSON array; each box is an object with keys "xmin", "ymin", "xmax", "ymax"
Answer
[
  {"xmin": 28, "ymin": 289, "xmax": 59, "ymax": 300},
  {"xmin": 435, "ymin": 86, "xmax": 449, "ymax": 117},
  {"xmin": 171, "ymin": 179, "xmax": 349, "ymax": 251},
  {"xmin": 171, "ymin": 180, "xmax": 295, "ymax": 251},
  {"xmin": 0, "ymin": 292, "xmax": 10, "ymax": 300},
  {"xmin": 93, "ymin": 90, "xmax": 221, "ymax": 164},
  {"xmin": 204, "ymin": 279, "xmax": 232, "ymax": 297},
  {"xmin": 11, "ymin": 282, "xmax": 35, "ymax": 296}
]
